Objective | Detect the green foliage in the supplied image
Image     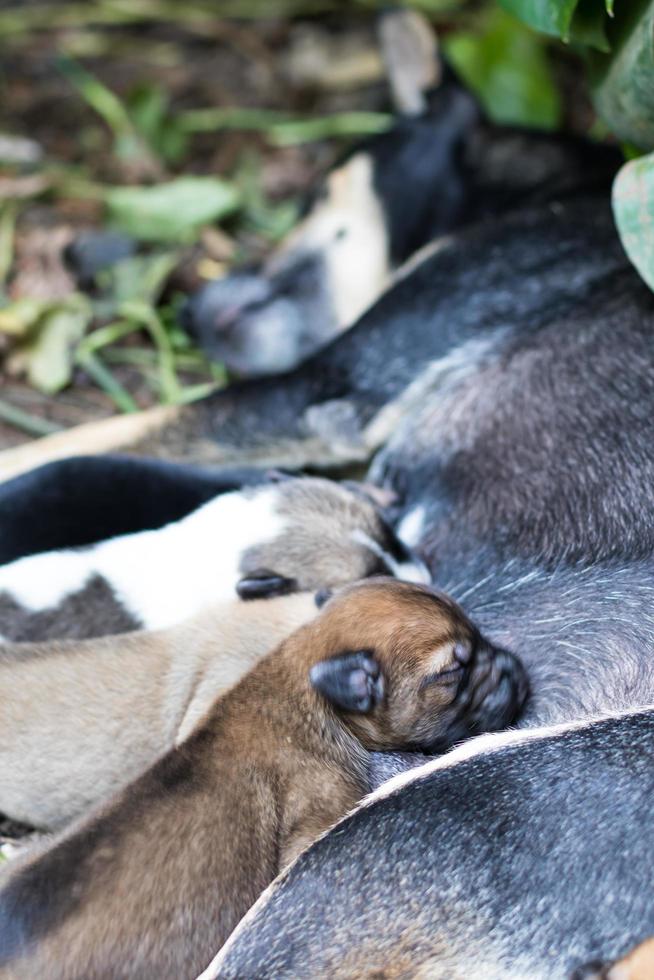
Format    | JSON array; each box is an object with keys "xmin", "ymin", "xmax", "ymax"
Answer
[
  {"xmin": 127, "ymin": 84, "xmax": 189, "ymax": 166},
  {"xmin": 57, "ymin": 55, "xmax": 160, "ymax": 173},
  {"xmin": 179, "ymin": 107, "xmax": 393, "ymax": 146},
  {"xmin": 569, "ymin": 0, "xmax": 610, "ymax": 52},
  {"xmin": 592, "ymin": 1, "xmax": 654, "ymax": 150},
  {"xmin": 499, "ymin": 0, "xmax": 578, "ymax": 37},
  {"xmin": 444, "ymin": 8, "xmax": 561, "ymax": 128},
  {"xmin": 96, "ymin": 253, "xmax": 179, "ymax": 312},
  {"xmin": 4, "ymin": 0, "xmax": 654, "ymax": 420},
  {"xmin": 498, "ymin": 0, "xmax": 613, "ymax": 44},
  {"xmin": 499, "ymin": 0, "xmax": 654, "ymax": 125},
  {"xmin": 0, "ymin": 295, "xmax": 92, "ymax": 395},
  {"xmin": 500, "ymin": 0, "xmax": 654, "ymax": 302},
  {"xmin": 612, "ymin": 151, "xmax": 654, "ymax": 292},
  {"xmin": 104, "ymin": 177, "xmax": 241, "ymax": 242},
  {"xmin": 25, "ymin": 298, "xmax": 92, "ymax": 394}
]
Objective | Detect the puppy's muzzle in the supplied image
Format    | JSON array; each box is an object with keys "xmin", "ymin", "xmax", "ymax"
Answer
[
  {"xmin": 416, "ymin": 641, "xmax": 529, "ymax": 754},
  {"xmin": 456, "ymin": 641, "xmax": 529, "ymax": 735}
]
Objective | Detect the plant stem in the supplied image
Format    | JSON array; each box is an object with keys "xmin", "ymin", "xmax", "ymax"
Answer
[{"xmin": 0, "ymin": 399, "xmax": 61, "ymax": 438}]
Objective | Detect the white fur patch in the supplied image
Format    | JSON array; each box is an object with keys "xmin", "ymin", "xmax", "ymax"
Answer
[
  {"xmin": 0, "ymin": 487, "xmax": 285, "ymax": 629},
  {"xmin": 396, "ymin": 505, "xmax": 426, "ymax": 549},
  {"xmin": 351, "ymin": 529, "xmax": 430, "ymax": 584}
]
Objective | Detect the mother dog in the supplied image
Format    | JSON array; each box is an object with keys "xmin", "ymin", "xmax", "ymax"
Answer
[{"xmin": 2, "ymin": 89, "xmax": 654, "ymax": 977}]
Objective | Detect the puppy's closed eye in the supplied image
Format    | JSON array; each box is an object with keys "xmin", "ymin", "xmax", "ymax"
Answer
[
  {"xmin": 419, "ymin": 665, "xmax": 465, "ymax": 690},
  {"xmin": 419, "ymin": 643, "xmax": 472, "ymax": 690},
  {"xmin": 236, "ymin": 570, "xmax": 297, "ymax": 600}
]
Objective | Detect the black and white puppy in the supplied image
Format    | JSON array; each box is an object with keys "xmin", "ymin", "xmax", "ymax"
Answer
[
  {"xmin": 0, "ymin": 475, "xmax": 426, "ymax": 642},
  {"xmin": 0, "ymin": 456, "xmax": 273, "ymax": 565}
]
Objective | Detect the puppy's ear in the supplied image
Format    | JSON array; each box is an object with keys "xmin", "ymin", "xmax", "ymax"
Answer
[
  {"xmin": 310, "ymin": 651, "xmax": 384, "ymax": 714},
  {"xmin": 236, "ymin": 570, "xmax": 297, "ymax": 600}
]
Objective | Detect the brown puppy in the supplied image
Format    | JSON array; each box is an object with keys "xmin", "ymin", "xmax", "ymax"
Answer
[
  {"xmin": 0, "ymin": 579, "xmax": 527, "ymax": 980},
  {"xmin": 0, "ymin": 593, "xmax": 316, "ymax": 831}
]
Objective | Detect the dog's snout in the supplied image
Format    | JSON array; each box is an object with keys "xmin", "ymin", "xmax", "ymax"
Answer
[{"xmin": 455, "ymin": 642, "xmax": 529, "ymax": 734}]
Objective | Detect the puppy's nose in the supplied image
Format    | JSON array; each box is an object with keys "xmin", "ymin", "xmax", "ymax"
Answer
[
  {"xmin": 314, "ymin": 588, "xmax": 333, "ymax": 609},
  {"xmin": 453, "ymin": 641, "xmax": 473, "ymax": 666}
]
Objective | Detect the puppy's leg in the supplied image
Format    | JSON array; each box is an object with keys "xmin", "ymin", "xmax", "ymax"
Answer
[{"xmin": 0, "ymin": 372, "xmax": 371, "ymax": 483}]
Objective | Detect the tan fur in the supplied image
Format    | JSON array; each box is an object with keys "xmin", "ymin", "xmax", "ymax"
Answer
[
  {"xmin": 0, "ymin": 405, "xmax": 181, "ymax": 483},
  {"xmin": 0, "ymin": 593, "xmax": 316, "ymax": 830},
  {"xmin": 0, "ymin": 579, "xmax": 508, "ymax": 980},
  {"xmin": 606, "ymin": 939, "xmax": 654, "ymax": 979},
  {"xmin": 272, "ymin": 153, "xmax": 390, "ymax": 332}
]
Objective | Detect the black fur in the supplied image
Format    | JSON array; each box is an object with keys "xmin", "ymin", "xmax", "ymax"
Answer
[
  {"xmin": 368, "ymin": 73, "xmax": 620, "ymax": 265},
  {"xmin": 165, "ymin": 200, "xmax": 654, "ymax": 974},
  {"xmin": 0, "ymin": 456, "xmax": 273, "ymax": 564},
  {"xmin": 4, "ymin": 193, "xmax": 654, "ymax": 976},
  {"xmin": 216, "ymin": 710, "xmax": 654, "ymax": 979},
  {"xmin": 182, "ymin": 74, "xmax": 621, "ymax": 376},
  {"xmin": 174, "ymin": 197, "xmax": 646, "ymax": 568},
  {"xmin": 0, "ymin": 575, "xmax": 139, "ymax": 642}
]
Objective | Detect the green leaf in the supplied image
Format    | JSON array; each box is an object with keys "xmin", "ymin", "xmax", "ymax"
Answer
[
  {"xmin": 0, "ymin": 398, "xmax": 60, "ymax": 437},
  {"xmin": 179, "ymin": 106, "xmax": 393, "ymax": 145},
  {"xmin": 75, "ymin": 350, "xmax": 139, "ymax": 413},
  {"xmin": 104, "ymin": 177, "xmax": 241, "ymax": 243},
  {"xmin": 568, "ymin": 0, "xmax": 610, "ymax": 51},
  {"xmin": 498, "ymin": 0, "xmax": 579, "ymax": 37},
  {"xmin": 444, "ymin": 8, "xmax": 561, "ymax": 129},
  {"xmin": 0, "ymin": 203, "xmax": 18, "ymax": 288},
  {"xmin": 127, "ymin": 83, "xmax": 188, "ymax": 165},
  {"xmin": 612, "ymin": 152, "xmax": 654, "ymax": 293},
  {"xmin": 22, "ymin": 296, "xmax": 92, "ymax": 394},
  {"xmin": 58, "ymin": 53, "xmax": 133, "ymax": 140},
  {"xmin": 591, "ymin": 1, "xmax": 654, "ymax": 150},
  {"xmin": 0, "ymin": 297, "xmax": 46, "ymax": 337},
  {"xmin": 97, "ymin": 251, "xmax": 179, "ymax": 307}
]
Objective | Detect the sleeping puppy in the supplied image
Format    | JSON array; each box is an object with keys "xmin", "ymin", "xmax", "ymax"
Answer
[
  {"xmin": 0, "ymin": 474, "xmax": 426, "ymax": 642},
  {"xmin": 0, "ymin": 593, "xmax": 316, "ymax": 830},
  {"xmin": 0, "ymin": 579, "xmax": 528, "ymax": 980}
]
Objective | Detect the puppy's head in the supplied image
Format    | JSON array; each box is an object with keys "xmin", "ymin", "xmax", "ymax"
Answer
[
  {"xmin": 236, "ymin": 476, "xmax": 428, "ymax": 601},
  {"xmin": 180, "ymin": 152, "xmax": 390, "ymax": 378},
  {"xmin": 307, "ymin": 579, "xmax": 528, "ymax": 752}
]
